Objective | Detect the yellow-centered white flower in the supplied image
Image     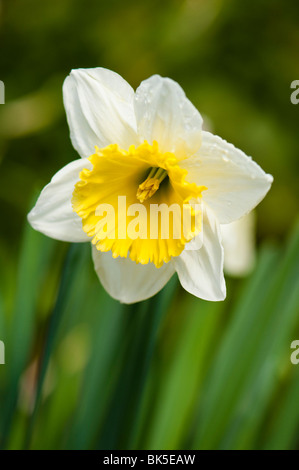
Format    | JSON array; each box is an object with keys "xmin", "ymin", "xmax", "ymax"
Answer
[{"xmin": 28, "ymin": 68, "xmax": 273, "ymax": 303}]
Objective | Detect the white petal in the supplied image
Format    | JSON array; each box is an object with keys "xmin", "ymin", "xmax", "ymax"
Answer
[
  {"xmin": 184, "ymin": 203, "xmax": 203, "ymax": 251},
  {"xmin": 28, "ymin": 158, "xmax": 91, "ymax": 242},
  {"xmin": 63, "ymin": 67, "xmax": 139, "ymax": 158},
  {"xmin": 92, "ymin": 247, "xmax": 175, "ymax": 304},
  {"xmin": 221, "ymin": 212, "xmax": 256, "ymax": 277},
  {"xmin": 173, "ymin": 206, "xmax": 226, "ymax": 301},
  {"xmin": 181, "ymin": 131, "xmax": 273, "ymax": 224},
  {"xmin": 134, "ymin": 75, "xmax": 202, "ymax": 158}
]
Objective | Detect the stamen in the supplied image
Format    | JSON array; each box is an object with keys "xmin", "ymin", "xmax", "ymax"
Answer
[
  {"xmin": 72, "ymin": 141, "xmax": 205, "ymax": 267},
  {"xmin": 136, "ymin": 167, "xmax": 168, "ymax": 203}
]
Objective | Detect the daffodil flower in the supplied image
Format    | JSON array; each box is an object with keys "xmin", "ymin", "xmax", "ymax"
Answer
[{"xmin": 28, "ymin": 68, "xmax": 273, "ymax": 303}]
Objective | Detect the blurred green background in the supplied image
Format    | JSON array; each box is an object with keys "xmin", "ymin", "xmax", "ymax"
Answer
[{"xmin": 0, "ymin": 0, "xmax": 299, "ymax": 450}]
